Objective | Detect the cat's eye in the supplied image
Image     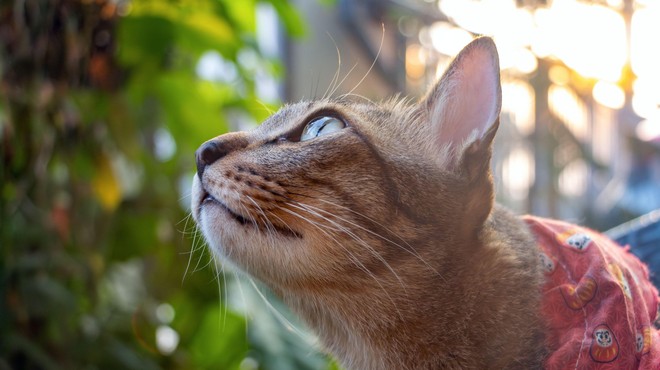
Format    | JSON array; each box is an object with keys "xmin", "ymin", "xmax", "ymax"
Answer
[{"xmin": 300, "ymin": 116, "xmax": 346, "ymax": 141}]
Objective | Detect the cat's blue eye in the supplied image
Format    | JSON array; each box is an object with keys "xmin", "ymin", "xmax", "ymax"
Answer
[{"xmin": 300, "ymin": 116, "xmax": 345, "ymax": 141}]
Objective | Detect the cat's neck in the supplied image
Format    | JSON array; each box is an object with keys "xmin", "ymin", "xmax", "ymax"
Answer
[{"xmin": 277, "ymin": 206, "xmax": 545, "ymax": 370}]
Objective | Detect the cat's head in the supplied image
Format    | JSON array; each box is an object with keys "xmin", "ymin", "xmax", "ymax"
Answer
[{"xmin": 191, "ymin": 37, "xmax": 501, "ymax": 291}]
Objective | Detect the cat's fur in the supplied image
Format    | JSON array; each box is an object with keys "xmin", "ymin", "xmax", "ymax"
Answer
[{"xmin": 191, "ymin": 37, "xmax": 546, "ymax": 369}]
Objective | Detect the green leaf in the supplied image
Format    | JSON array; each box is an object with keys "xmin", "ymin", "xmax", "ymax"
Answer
[
  {"xmin": 221, "ymin": 0, "xmax": 257, "ymax": 33},
  {"xmin": 176, "ymin": 11, "xmax": 239, "ymax": 58},
  {"xmin": 262, "ymin": 0, "xmax": 307, "ymax": 38},
  {"xmin": 19, "ymin": 274, "xmax": 77, "ymax": 320},
  {"xmin": 155, "ymin": 73, "xmax": 230, "ymax": 150},
  {"xmin": 107, "ymin": 211, "xmax": 158, "ymax": 261},
  {"xmin": 188, "ymin": 305, "xmax": 248, "ymax": 370},
  {"xmin": 117, "ymin": 15, "xmax": 176, "ymax": 66}
]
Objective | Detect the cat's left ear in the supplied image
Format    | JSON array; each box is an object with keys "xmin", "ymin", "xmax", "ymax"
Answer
[{"xmin": 422, "ymin": 36, "xmax": 501, "ymax": 177}]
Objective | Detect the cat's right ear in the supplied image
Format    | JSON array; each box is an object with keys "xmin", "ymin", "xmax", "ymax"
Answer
[{"xmin": 421, "ymin": 36, "xmax": 501, "ymax": 176}]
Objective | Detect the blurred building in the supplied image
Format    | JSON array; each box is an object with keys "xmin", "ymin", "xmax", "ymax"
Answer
[{"xmin": 269, "ymin": 0, "xmax": 660, "ymax": 229}]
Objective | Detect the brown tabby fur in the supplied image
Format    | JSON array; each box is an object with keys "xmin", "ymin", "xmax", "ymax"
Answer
[{"xmin": 192, "ymin": 37, "xmax": 546, "ymax": 369}]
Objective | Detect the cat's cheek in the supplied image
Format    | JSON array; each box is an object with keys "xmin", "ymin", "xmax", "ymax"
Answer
[
  {"xmin": 190, "ymin": 175, "xmax": 204, "ymax": 223},
  {"xmin": 197, "ymin": 206, "xmax": 227, "ymax": 255}
]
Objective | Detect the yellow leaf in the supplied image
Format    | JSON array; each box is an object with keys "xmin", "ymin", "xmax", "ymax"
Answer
[{"xmin": 92, "ymin": 154, "xmax": 122, "ymax": 211}]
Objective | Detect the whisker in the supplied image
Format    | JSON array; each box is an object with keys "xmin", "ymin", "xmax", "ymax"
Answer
[
  {"xmin": 181, "ymin": 213, "xmax": 207, "ymax": 284},
  {"xmin": 286, "ymin": 202, "xmax": 408, "ymax": 292},
  {"xmin": 277, "ymin": 186, "xmax": 443, "ymax": 281},
  {"xmin": 244, "ymin": 194, "xmax": 280, "ymax": 246},
  {"xmin": 323, "ymin": 32, "xmax": 343, "ymax": 100},
  {"xmin": 337, "ymin": 92, "xmax": 375, "ymax": 104},
  {"xmin": 329, "ymin": 61, "xmax": 359, "ymax": 99},
  {"xmin": 232, "ymin": 270, "xmax": 251, "ymax": 342},
  {"xmin": 208, "ymin": 253, "xmax": 229, "ymax": 331},
  {"xmin": 255, "ymin": 99, "xmax": 275, "ymax": 115},
  {"xmin": 346, "ymin": 23, "xmax": 385, "ymax": 97},
  {"xmin": 278, "ymin": 206, "xmax": 364, "ymax": 271},
  {"xmin": 278, "ymin": 205, "xmax": 405, "ymax": 321},
  {"xmin": 296, "ymin": 198, "xmax": 443, "ymax": 282},
  {"xmin": 246, "ymin": 276, "xmax": 315, "ymax": 342}
]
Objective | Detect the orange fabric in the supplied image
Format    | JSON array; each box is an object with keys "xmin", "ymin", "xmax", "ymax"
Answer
[{"xmin": 524, "ymin": 216, "xmax": 660, "ymax": 369}]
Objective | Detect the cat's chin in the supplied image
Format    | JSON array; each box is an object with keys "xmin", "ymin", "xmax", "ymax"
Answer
[{"xmin": 191, "ymin": 174, "xmax": 309, "ymax": 284}]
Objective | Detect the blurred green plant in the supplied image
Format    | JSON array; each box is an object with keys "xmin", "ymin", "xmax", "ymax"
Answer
[{"xmin": 0, "ymin": 0, "xmax": 335, "ymax": 369}]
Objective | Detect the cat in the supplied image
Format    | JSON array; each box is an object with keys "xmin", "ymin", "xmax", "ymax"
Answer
[{"xmin": 191, "ymin": 37, "xmax": 660, "ymax": 369}]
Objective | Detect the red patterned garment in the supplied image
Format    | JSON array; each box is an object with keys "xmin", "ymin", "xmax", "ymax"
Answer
[{"xmin": 524, "ymin": 216, "xmax": 660, "ymax": 369}]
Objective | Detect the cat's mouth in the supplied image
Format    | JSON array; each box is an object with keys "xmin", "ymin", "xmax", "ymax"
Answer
[
  {"xmin": 200, "ymin": 190, "xmax": 302, "ymax": 239},
  {"xmin": 202, "ymin": 192, "xmax": 252, "ymax": 226}
]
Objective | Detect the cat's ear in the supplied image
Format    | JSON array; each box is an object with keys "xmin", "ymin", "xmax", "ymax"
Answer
[{"xmin": 422, "ymin": 36, "xmax": 501, "ymax": 176}]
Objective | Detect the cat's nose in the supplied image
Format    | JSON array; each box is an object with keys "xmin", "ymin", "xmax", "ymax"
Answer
[
  {"xmin": 196, "ymin": 140, "xmax": 227, "ymax": 179},
  {"xmin": 195, "ymin": 135, "xmax": 248, "ymax": 179}
]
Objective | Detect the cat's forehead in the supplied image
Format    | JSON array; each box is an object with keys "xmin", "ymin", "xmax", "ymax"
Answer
[{"xmin": 258, "ymin": 98, "xmax": 401, "ymax": 135}]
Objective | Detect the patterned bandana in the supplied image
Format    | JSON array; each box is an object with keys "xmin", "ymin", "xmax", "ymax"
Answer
[{"xmin": 524, "ymin": 216, "xmax": 660, "ymax": 369}]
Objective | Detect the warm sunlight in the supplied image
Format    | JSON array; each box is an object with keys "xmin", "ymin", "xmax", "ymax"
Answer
[
  {"xmin": 6, "ymin": 1, "xmax": 659, "ymax": 369},
  {"xmin": 432, "ymin": 0, "xmax": 659, "ymax": 206}
]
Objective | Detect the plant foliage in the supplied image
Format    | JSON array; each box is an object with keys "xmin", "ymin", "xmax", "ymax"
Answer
[{"xmin": 0, "ymin": 0, "xmax": 333, "ymax": 369}]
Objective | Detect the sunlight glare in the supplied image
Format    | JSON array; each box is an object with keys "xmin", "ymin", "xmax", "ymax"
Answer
[
  {"xmin": 559, "ymin": 159, "xmax": 588, "ymax": 197},
  {"xmin": 534, "ymin": 0, "xmax": 626, "ymax": 81},
  {"xmin": 636, "ymin": 118, "xmax": 660, "ymax": 142},
  {"xmin": 502, "ymin": 145, "xmax": 535, "ymax": 200},
  {"xmin": 406, "ymin": 44, "xmax": 426, "ymax": 80},
  {"xmin": 156, "ymin": 303, "xmax": 176, "ymax": 324},
  {"xmin": 632, "ymin": 77, "xmax": 660, "ymax": 119},
  {"xmin": 502, "ymin": 80, "xmax": 535, "ymax": 136},
  {"xmin": 156, "ymin": 325, "xmax": 180, "ymax": 355},
  {"xmin": 428, "ymin": 22, "xmax": 473, "ymax": 57},
  {"xmin": 548, "ymin": 65, "xmax": 570, "ymax": 86},
  {"xmin": 593, "ymin": 81, "xmax": 625, "ymax": 110},
  {"xmin": 549, "ymin": 85, "xmax": 589, "ymax": 141},
  {"xmin": 631, "ymin": 4, "xmax": 660, "ymax": 80},
  {"xmin": 498, "ymin": 46, "xmax": 538, "ymax": 74}
]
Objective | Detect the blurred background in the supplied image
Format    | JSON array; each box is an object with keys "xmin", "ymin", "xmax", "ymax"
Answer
[{"xmin": 1, "ymin": 0, "xmax": 659, "ymax": 369}]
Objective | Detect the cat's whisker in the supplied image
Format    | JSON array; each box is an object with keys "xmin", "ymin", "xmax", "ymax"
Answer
[
  {"xmin": 274, "ymin": 186, "xmax": 443, "ymax": 281},
  {"xmin": 328, "ymin": 61, "xmax": 359, "ymax": 99},
  {"xmin": 293, "ymin": 197, "xmax": 444, "ymax": 282},
  {"xmin": 227, "ymin": 187, "xmax": 283, "ymax": 244},
  {"xmin": 188, "ymin": 222, "xmax": 216, "ymax": 274},
  {"xmin": 336, "ymin": 92, "xmax": 375, "ymax": 105},
  {"xmin": 277, "ymin": 205, "xmax": 405, "ymax": 321},
  {"xmin": 323, "ymin": 32, "xmax": 343, "ymax": 100},
  {"xmin": 277, "ymin": 206, "xmax": 369, "ymax": 275},
  {"xmin": 255, "ymin": 99, "xmax": 275, "ymax": 115},
  {"xmin": 220, "ymin": 257, "xmax": 230, "ymax": 331},
  {"xmin": 207, "ymin": 252, "xmax": 230, "ymax": 331},
  {"xmin": 346, "ymin": 23, "xmax": 384, "ymax": 97},
  {"xmin": 177, "ymin": 186, "xmax": 193, "ymax": 204},
  {"xmin": 284, "ymin": 201, "xmax": 409, "ymax": 296},
  {"xmin": 245, "ymin": 275, "xmax": 314, "ymax": 342},
  {"xmin": 243, "ymin": 194, "xmax": 277, "ymax": 241},
  {"xmin": 193, "ymin": 248, "xmax": 217, "ymax": 273},
  {"xmin": 226, "ymin": 187, "xmax": 271, "ymax": 241},
  {"xmin": 181, "ymin": 215, "xmax": 207, "ymax": 284},
  {"xmin": 231, "ymin": 269, "xmax": 251, "ymax": 342},
  {"xmin": 176, "ymin": 210, "xmax": 194, "ymax": 228},
  {"xmin": 263, "ymin": 207, "xmax": 301, "ymax": 240}
]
